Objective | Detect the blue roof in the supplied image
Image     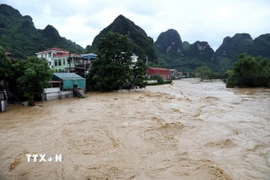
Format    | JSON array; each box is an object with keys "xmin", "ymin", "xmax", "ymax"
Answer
[
  {"xmin": 53, "ymin": 73, "xmax": 84, "ymax": 80},
  {"xmin": 81, "ymin": 53, "xmax": 97, "ymax": 59}
]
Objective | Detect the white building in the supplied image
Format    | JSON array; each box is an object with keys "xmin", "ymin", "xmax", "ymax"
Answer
[
  {"xmin": 36, "ymin": 48, "xmax": 80, "ymax": 72},
  {"xmin": 131, "ymin": 53, "xmax": 138, "ymax": 63},
  {"xmin": 36, "ymin": 48, "xmax": 68, "ymax": 68}
]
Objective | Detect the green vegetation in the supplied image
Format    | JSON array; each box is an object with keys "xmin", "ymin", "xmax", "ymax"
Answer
[
  {"xmin": 90, "ymin": 15, "xmax": 157, "ymax": 63},
  {"xmin": 0, "ymin": 4, "xmax": 84, "ymax": 59},
  {"xmin": 155, "ymin": 29, "xmax": 218, "ymax": 72},
  {"xmin": 87, "ymin": 32, "xmax": 147, "ymax": 91},
  {"xmin": 0, "ymin": 46, "xmax": 12, "ymax": 80},
  {"xmin": 0, "ymin": 46, "xmax": 52, "ymax": 105},
  {"xmin": 226, "ymin": 54, "xmax": 270, "ymax": 88},
  {"xmin": 2, "ymin": 4, "xmax": 270, "ymax": 74},
  {"xmin": 182, "ymin": 41, "xmax": 190, "ymax": 50},
  {"xmin": 156, "ymin": 51, "xmax": 218, "ymax": 73},
  {"xmin": 14, "ymin": 57, "xmax": 53, "ymax": 105},
  {"xmin": 154, "ymin": 29, "xmax": 183, "ymax": 54},
  {"xmin": 216, "ymin": 33, "xmax": 270, "ymax": 71},
  {"xmin": 194, "ymin": 66, "xmax": 215, "ymax": 81},
  {"xmin": 147, "ymin": 75, "xmax": 172, "ymax": 85},
  {"xmin": 156, "ymin": 30, "xmax": 270, "ymax": 74},
  {"xmin": 216, "ymin": 33, "xmax": 253, "ymax": 61},
  {"xmin": 152, "ymin": 75, "xmax": 164, "ymax": 84},
  {"xmin": 248, "ymin": 34, "xmax": 270, "ymax": 58}
]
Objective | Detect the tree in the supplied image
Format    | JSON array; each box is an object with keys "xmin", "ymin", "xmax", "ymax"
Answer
[
  {"xmin": 1, "ymin": 47, "xmax": 52, "ymax": 105},
  {"xmin": 129, "ymin": 60, "xmax": 147, "ymax": 89},
  {"xmin": 194, "ymin": 66, "xmax": 215, "ymax": 81},
  {"xmin": 87, "ymin": 32, "xmax": 146, "ymax": 91},
  {"xmin": 0, "ymin": 46, "xmax": 12, "ymax": 81},
  {"xmin": 14, "ymin": 56, "xmax": 52, "ymax": 105},
  {"xmin": 226, "ymin": 54, "xmax": 270, "ymax": 88}
]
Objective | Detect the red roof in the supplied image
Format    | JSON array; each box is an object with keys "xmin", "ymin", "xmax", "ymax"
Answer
[
  {"xmin": 49, "ymin": 81, "xmax": 63, "ymax": 83},
  {"xmin": 44, "ymin": 48, "xmax": 65, "ymax": 51},
  {"xmin": 36, "ymin": 48, "xmax": 70, "ymax": 54},
  {"xmin": 147, "ymin": 67, "xmax": 170, "ymax": 71},
  {"xmin": 53, "ymin": 53, "xmax": 70, "ymax": 57},
  {"xmin": 147, "ymin": 67, "xmax": 170, "ymax": 79},
  {"xmin": 53, "ymin": 53, "xmax": 80, "ymax": 58},
  {"xmin": 5, "ymin": 52, "xmax": 12, "ymax": 55}
]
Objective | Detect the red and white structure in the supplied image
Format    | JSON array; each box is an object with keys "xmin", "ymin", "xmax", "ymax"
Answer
[{"xmin": 146, "ymin": 67, "xmax": 171, "ymax": 79}]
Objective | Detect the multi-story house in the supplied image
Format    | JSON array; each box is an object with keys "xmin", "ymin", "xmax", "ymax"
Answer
[{"xmin": 35, "ymin": 48, "xmax": 80, "ymax": 72}]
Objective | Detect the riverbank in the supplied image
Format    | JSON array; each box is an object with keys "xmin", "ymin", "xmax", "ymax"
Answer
[{"xmin": 0, "ymin": 79, "xmax": 269, "ymax": 179}]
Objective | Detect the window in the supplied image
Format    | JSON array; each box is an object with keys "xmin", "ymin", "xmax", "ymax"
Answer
[
  {"xmin": 54, "ymin": 60, "xmax": 57, "ymax": 66},
  {"xmin": 58, "ymin": 59, "xmax": 61, "ymax": 66},
  {"xmin": 63, "ymin": 58, "xmax": 65, "ymax": 65}
]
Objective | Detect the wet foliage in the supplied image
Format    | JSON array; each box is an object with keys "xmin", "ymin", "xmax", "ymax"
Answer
[
  {"xmin": 226, "ymin": 54, "xmax": 270, "ymax": 88},
  {"xmin": 0, "ymin": 46, "xmax": 52, "ymax": 105},
  {"xmin": 0, "ymin": 4, "xmax": 84, "ymax": 59},
  {"xmin": 87, "ymin": 32, "xmax": 147, "ymax": 91}
]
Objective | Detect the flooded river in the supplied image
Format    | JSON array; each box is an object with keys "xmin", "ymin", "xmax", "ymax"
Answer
[{"xmin": 0, "ymin": 79, "xmax": 269, "ymax": 180}]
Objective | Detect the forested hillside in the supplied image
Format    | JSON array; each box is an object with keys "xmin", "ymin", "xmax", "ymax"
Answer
[{"xmin": 0, "ymin": 4, "xmax": 84, "ymax": 59}]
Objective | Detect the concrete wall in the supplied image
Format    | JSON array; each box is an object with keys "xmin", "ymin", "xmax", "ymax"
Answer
[
  {"xmin": 78, "ymin": 89, "xmax": 85, "ymax": 96},
  {"xmin": 0, "ymin": 100, "xmax": 7, "ymax": 112},
  {"xmin": 43, "ymin": 91, "xmax": 73, "ymax": 101},
  {"xmin": 44, "ymin": 87, "xmax": 60, "ymax": 93}
]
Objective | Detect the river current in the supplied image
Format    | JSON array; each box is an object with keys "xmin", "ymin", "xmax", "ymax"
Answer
[{"xmin": 0, "ymin": 79, "xmax": 269, "ymax": 180}]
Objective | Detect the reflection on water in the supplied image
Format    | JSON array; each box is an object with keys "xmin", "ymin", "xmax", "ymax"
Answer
[{"xmin": 0, "ymin": 79, "xmax": 269, "ymax": 180}]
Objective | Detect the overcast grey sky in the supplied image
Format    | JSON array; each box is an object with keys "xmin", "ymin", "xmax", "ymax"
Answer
[{"xmin": 1, "ymin": 0, "xmax": 270, "ymax": 50}]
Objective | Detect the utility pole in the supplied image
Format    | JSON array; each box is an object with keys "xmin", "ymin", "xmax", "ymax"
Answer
[
  {"xmin": 65, "ymin": 43, "xmax": 72, "ymax": 73},
  {"xmin": 68, "ymin": 52, "xmax": 71, "ymax": 73}
]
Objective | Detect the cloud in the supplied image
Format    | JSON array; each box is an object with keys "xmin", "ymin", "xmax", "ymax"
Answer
[{"xmin": 1, "ymin": 0, "xmax": 270, "ymax": 50}]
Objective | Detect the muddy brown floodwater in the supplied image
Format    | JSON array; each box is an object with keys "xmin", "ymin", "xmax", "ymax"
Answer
[{"xmin": 0, "ymin": 79, "xmax": 269, "ymax": 180}]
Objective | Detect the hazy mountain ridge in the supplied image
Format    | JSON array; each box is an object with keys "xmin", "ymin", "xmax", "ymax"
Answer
[
  {"xmin": 1, "ymin": 4, "xmax": 269, "ymax": 72},
  {"xmin": 215, "ymin": 33, "xmax": 270, "ymax": 71},
  {"xmin": 154, "ymin": 29, "xmax": 219, "ymax": 71},
  {"xmin": 0, "ymin": 4, "xmax": 84, "ymax": 59},
  {"xmin": 248, "ymin": 34, "xmax": 270, "ymax": 57},
  {"xmin": 155, "ymin": 29, "xmax": 270, "ymax": 72},
  {"xmin": 215, "ymin": 33, "xmax": 253, "ymax": 60},
  {"xmin": 90, "ymin": 15, "xmax": 157, "ymax": 62},
  {"xmin": 154, "ymin": 29, "xmax": 183, "ymax": 54}
]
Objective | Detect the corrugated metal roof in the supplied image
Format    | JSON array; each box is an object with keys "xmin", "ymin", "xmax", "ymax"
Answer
[
  {"xmin": 81, "ymin": 53, "xmax": 97, "ymax": 59},
  {"xmin": 53, "ymin": 73, "xmax": 84, "ymax": 80},
  {"xmin": 147, "ymin": 67, "xmax": 170, "ymax": 71}
]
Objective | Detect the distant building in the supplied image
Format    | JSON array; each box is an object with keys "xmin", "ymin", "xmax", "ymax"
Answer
[
  {"xmin": 53, "ymin": 52, "xmax": 81, "ymax": 72},
  {"xmin": 146, "ymin": 67, "xmax": 171, "ymax": 79},
  {"xmin": 76, "ymin": 53, "xmax": 97, "ymax": 77},
  {"xmin": 43, "ymin": 73, "xmax": 85, "ymax": 101},
  {"xmin": 80, "ymin": 53, "xmax": 97, "ymax": 60},
  {"xmin": 35, "ymin": 48, "xmax": 81, "ymax": 72},
  {"xmin": 36, "ymin": 48, "xmax": 67, "ymax": 67},
  {"xmin": 5, "ymin": 52, "xmax": 16, "ymax": 61},
  {"xmin": 170, "ymin": 69, "xmax": 182, "ymax": 79},
  {"xmin": 52, "ymin": 73, "xmax": 85, "ymax": 90},
  {"xmin": 131, "ymin": 53, "xmax": 138, "ymax": 63}
]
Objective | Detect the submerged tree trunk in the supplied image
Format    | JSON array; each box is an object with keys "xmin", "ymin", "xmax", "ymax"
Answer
[{"xmin": 28, "ymin": 96, "xmax": 35, "ymax": 106}]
